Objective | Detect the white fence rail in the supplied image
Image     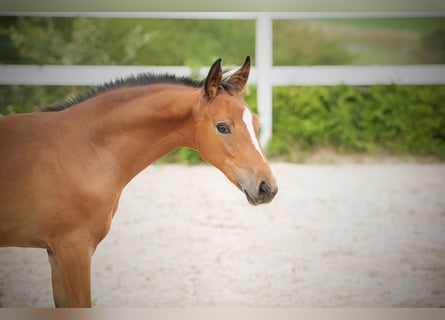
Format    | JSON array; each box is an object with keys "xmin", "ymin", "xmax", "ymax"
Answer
[
  {"xmin": 1, "ymin": 12, "xmax": 444, "ymax": 147},
  {"xmin": 2, "ymin": 64, "xmax": 444, "ymax": 87}
]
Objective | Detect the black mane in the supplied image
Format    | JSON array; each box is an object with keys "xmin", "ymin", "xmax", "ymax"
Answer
[{"xmin": 43, "ymin": 73, "xmax": 208, "ymax": 112}]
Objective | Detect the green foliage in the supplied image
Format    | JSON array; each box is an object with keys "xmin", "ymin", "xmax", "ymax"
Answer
[
  {"xmin": 270, "ymin": 85, "xmax": 445, "ymax": 160},
  {"xmin": 275, "ymin": 18, "xmax": 445, "ymax": 65},
  {"xmin": 0, "ymin": 17, "xmax": 254, "ymax": 66},
  {"xmin": 273, "ymin": 20, "xmax": 354, "ymax": 65},
  {"xmin": 0, "ymin": 17, "xmax": 114, "ymax": 65}
]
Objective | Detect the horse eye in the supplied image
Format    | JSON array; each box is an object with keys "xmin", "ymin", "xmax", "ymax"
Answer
[{"xmin": 216, "ymin": 123, "xmax": 231, "ymax": 134}]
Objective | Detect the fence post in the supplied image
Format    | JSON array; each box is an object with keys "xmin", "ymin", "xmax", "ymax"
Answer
[{"xmin": 255, "ymin": 13, "xmax": 273, "ymax": 150}]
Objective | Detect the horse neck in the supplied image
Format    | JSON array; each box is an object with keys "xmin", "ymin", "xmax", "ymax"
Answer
[{"xmin": 67, "ymin": 84, "xmax": 201, "ymax": 186}]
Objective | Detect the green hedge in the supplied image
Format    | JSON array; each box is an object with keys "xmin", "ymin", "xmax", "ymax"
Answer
[{"xmin": 268, "ymin": 85, "xmax": 445, "ymax": 160}]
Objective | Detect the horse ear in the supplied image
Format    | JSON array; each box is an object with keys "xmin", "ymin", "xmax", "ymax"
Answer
[
  {"xmin": 204, "ymin": 58, "xmax": 223, "ymax": 98},
  {"xmin": 227, "ymin": 56, "xmax": 251, "ymax": 92}
]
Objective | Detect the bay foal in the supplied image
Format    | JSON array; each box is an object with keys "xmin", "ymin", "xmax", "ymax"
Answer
[{"xmin": 0, "ymin": 57, "xmax": 277, "ymax": 307}]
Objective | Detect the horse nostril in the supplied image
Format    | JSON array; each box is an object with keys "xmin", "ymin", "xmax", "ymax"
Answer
[{"xmin": 258, "ymin": 181, "xmax": 271, "ymax": 199}]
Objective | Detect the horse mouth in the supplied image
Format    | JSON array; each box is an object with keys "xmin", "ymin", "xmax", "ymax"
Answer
[
  {"xmin": 235, "ymin": 183, "xmax": 255, "ymax": 205},
  {"xmin": 244, "ymin": 189, "xmax": 257, "ymax": 205}
]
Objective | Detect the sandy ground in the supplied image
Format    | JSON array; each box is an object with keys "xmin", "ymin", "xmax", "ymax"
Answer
[{"xmin": 1, "ymin": 163, "xmax": 444, "ymax": 307}]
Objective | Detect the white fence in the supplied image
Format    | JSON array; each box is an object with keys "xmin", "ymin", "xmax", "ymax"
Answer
[{"xmin": 1, "ymin": 12, "xmax": 445, "ymax": 147}]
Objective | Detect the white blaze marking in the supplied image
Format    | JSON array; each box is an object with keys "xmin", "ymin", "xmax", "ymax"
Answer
[{"xmin": 242, "ymin": 106, "xmax": 265, "ymax": 162}]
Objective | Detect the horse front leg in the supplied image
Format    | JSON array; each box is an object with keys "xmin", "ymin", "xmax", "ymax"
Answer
[
  {"xmin": 47, "ymin": 249, "xmax": 67, "ymax": 307},
  {"xmin": 48, "ymin": 238, "xmax": 95, "ymax": 308}
]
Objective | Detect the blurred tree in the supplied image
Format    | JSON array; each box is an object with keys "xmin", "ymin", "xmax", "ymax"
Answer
[
  {"xmin": 0, "ymin": 17, "xmax": 254, "ymax": 66},
  {"xmin": 0, "ymin": 17, "xmax": 20, "ymax": 63}
]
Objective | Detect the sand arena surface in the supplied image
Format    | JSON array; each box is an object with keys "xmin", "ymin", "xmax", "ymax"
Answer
[{"xmin": 1, "ymin": 163, "xmax": 444, "ymax": 307}]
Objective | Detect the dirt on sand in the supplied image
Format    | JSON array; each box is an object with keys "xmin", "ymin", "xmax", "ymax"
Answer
[{"xmin": 1, "ymin": 163, "xmax": 445, "ymax": 307}]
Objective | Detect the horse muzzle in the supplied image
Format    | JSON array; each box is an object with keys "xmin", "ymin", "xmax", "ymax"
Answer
[{"xmin": 239, "ymin": 179, "xmax": 278, "ymax": 206}]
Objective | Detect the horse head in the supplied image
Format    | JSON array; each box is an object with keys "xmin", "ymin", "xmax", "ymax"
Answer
[{"xmin": 194, "ymin": 56, "xmax": 278, "ymax": 205}]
